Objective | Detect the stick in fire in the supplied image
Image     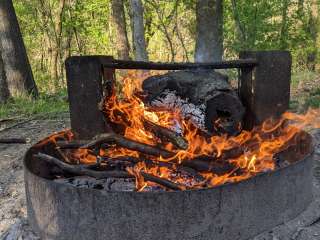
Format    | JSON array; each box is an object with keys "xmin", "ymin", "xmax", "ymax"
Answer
[
  {"xmin": 34, "ymin": 153, "xmax": 131, "ymax": 179},
  {"xmin": 142, "ymin": 118, "xmax": 188, "ymax": 150},
  {"xmin": 81, "ymin": 133, "xmax": 175, "ymax": 158}
]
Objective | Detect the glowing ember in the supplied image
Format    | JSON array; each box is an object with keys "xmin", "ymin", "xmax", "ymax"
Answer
[{"xmin": 38, "ymin": 71, "xmax": 319, "ymax": 191}]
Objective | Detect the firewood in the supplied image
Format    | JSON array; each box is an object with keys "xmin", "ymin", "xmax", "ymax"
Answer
[
  {"xmin": 143, "ymin": 158, "xmax": 206, "ymax": 182},
  {"xmin": 34, "ymin": 153, "xmax": 131, "ymax": 179},
  {"xmin": 0, "ymin": 138, "xmax": 30, "ymax": 144},
  {"xmin": 142, "ymin": 70, "xmax": 245, "ymax": 135},
  {"xmin": 143, "ymin": 118, "xmax": 188, "ymax": 150},
  {"xmin": 180, "ymin": 158, "xmax": 234, "ymax": 175},
  {"xmin": 103, "ymin": 156, "xmax": 142, "ymax": 170},
  {"xmin": 140, "ymin": 171, "xmax": 185, "ymax": 191},
  {"xmin": 82, "ymin": 133, "xmax": 175, "ymax": 158}
]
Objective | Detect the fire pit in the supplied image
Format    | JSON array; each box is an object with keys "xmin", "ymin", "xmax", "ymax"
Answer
[{"xmin": 24, "ymin": 51, "xmax": 316, "ymax": 240}]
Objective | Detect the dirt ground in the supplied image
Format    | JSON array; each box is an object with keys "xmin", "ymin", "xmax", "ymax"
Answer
[
  {"xmin": 1, "ymin": 118, "xmax": 320, "ymax": 239},
  {"xmin": 0, "ymin": 119, "xmax": 70, "ymax": 239}
]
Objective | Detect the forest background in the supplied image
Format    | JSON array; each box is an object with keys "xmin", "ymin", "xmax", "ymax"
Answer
[{"xmin": 0, "ymin": 0, "xmax": 319, "ymax": 118}]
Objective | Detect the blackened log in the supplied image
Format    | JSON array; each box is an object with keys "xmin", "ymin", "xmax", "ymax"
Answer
[
  {"xmin": 0, "ymin": 138, "xmax": 30, "ymax": 144},
  {"xmin": 34, "ymin": 153, "xmax": 131, "ymax": 179},
  {"xmin": 143, "ymin": 159, "xmax": 206, "ymax": 182},
  {"xmin": 140, "ymin": 171, "xmax": 185, "ymax": 191},
  {"xmin": 143, "ymin": 118, "xmax": 188, "ymax": 149},
  {"xmin": 142, "ymin": 70, "xmax": 245, "ymax": 135},
  {"xmin": 82, "ymin": 133, "xmax": 175, "ymax": 158},
  {"xmin": 181, "ymin": 159, "xmax": 234, "ymax": 175}
]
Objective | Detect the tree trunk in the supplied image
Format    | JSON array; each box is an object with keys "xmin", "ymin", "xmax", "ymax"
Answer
[
  {"xmin": 0, "ymin": 48, "xmax": 9, "ymax": 103},
  {"xmin": 307, "ymin": 0, "xmax": 319, "ymax": 71},
  {"xmin": 0, "ymin": 0, "xmax": 38, "ymax": 97},
  {"xmin": 111, "ymin": 0, "xmax": 131, "ymax": 60},
  {"xmin": 194, "ymin": 0, "xmax": 223, "ymax": 62},
  {"xmin": 231, "ymin": 0, "xmax": 246, "ymax": 46},
  {"xmin": 129, "ymin": 0, "xmax": 149, "ymax": 61},
  {"xmin": 279, "ymin": 0, "xmax": 289, "ymax": 50}
]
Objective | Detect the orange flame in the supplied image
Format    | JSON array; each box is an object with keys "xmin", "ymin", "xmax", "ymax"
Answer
[{"xmin": 43, "ymin": 71, "xmax": 318, "ymax": 191}]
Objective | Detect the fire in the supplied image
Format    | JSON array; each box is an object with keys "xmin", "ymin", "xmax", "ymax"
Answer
[{"xmin": 43, "ymin": 71, "xmax": 319, "ymax": 191}]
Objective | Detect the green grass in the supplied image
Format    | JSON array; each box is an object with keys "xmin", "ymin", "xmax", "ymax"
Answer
[
  {"xmin": 291, "ymin": 71, "xmax": 318, "ymax": 88},
  {"xmin": 0, "ymin": 90, "xmax": 69, "ymax": 120},
  {"xmin": 304, "ymin": 88, "xmax": 320, "ymax": 109}
]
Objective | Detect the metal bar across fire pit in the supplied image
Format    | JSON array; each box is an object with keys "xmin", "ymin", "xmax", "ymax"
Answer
[{"xmin": 101, "ymin": 58, "xmax": 258, "ymax": 70}]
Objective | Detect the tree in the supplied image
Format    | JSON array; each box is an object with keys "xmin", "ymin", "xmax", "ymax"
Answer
[
  {"xmin": 306, "ymin": 0, "xmax": 319, "ymax": 70},
  {"xmin": 194, "ymin": 0, "xmax": 223, "ymax": 62},
  {"xmin": 130, "ymin": 0, "xmax": 149, "ymax": 61},
  {"xmin": 0, "ymin": 0, "xmax": 38, "ymax": 97},
  {"xmin": 279, "ymin": 0, "xmax": 289, "ymax": 50},
  {"xmin": 0, "ymin": 49, "xmax": 9, "ymax": 103},
  {"xmin": 111, "ymin": 0, "xmax": 131, "ymax": 60}
]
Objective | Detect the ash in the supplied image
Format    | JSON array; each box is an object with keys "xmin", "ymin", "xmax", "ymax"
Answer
[{"xmin": 151, "ymin": 90, "xmax": 206, "ymax": 131}]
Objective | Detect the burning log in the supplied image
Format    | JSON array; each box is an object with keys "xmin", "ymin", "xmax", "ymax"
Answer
[
  {"xmin": 103, "ymin": 156, "xmax": 142, "ymax": 170},
  {"xmin": 82, "ymin": 133, "xmax": 175, "ymax": 158},
  {"xmin": 34, "ymin": 153, "xmax": 131, "ymax": 179},
  {"xmin": 140, "ymin": 171, "xmax": 185, "ymax": 191},
  {"xmin": 181, "ymin": 158, "xmax": 235, "ymax": 175},
  {"xmin": 142, "ymin": 70, "xmax": 245, "ymax": 135},
  {"xmin": 142, "ymin": 118, "xmax": 188, "ymax": 150}
]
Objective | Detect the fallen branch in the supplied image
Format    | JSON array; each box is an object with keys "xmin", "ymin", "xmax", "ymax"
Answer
[
  {"xmin": 143, "ymin": 118, "xmax": 188, "ymax": 150},
  {"xmin": 141, "ymin": 171, "xmax": 185, "ymax": 191},
  {"xmin": 0, "ymin": 138, "xmax": 30, "ymax": 144},
  {"xmin": 34, "ymin": 152, "xmax": 131, "ymax": 179},
  {"xmin": 82, "ymin": 133, "xmax": 175, "ymax": 158}
]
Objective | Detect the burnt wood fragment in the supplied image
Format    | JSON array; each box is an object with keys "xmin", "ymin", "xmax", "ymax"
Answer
[
  {"xmin": 0, "ymin": 138, "xmax": 30, "ymax": 144},
  {"xmin": 181, "ymin": 158, "xmax": 235, "ymax": 175},
  {"xmin": 34, "ymin": 153, "xmax": 131, "ymax": 179},
  {"xmin": 82, "ymin": 133, "xmax": 175, "ymax": 158},
  {"xmin": 140, "ymin": 171, "xmax": 185, "ymax": 191},
  {"xmin": 143, "ymin": 118, "xmax": 188, "ymax": 150}
]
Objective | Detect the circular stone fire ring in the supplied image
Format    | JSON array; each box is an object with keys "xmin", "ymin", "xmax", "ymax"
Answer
[{"xmin": 24, "ymin": 135, "xmax": 314, "ymax": 240}]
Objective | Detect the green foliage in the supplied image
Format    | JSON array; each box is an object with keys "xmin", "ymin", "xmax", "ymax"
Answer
[
  {"xmin": 305, "ymin": 88, "xmax": 320, "ymax": 108},
  {"xmin": 9, "ymin": 0, "xmax": 320, "ymax": 115},
  {"xmin": 0, "ymin": 91, "xmax": 69, "ymax": 119}
]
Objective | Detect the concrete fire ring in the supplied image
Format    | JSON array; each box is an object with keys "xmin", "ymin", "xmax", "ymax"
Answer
[{"xmin": 24, "ymin": 144, "xmax": 314, "ymax": 240}]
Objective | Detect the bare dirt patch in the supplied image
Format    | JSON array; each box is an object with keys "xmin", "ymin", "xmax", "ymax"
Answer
[{"xmin": 0, "ymin": 119, "xmax": 69, "ymax": 238}]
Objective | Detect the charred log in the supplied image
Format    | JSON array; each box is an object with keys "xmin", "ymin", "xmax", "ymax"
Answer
[
  {"xmin": 0, "ymin": 138, "xmax": 30, "ymax": 144},
  {"xmin": 143, "ymin": 118, "xmax": 188, "ymax": 149},
  {"xmin": 142, "ymin": 70, "xmax": 245, "ymax": 135},
  {"xmin": 140, "ymin": 171, "xmax": 185, "ymax": 191},
  {"xmin": 181, "ymin": 158, "xmax": 235, "ymax": 175},
  {"xmin": 34, "ymin": 153, "xmax": 131, "ymax": 179},
  {"xmin": 82, "ymin": 133, "xmax": 175, "ymax": 158}
]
